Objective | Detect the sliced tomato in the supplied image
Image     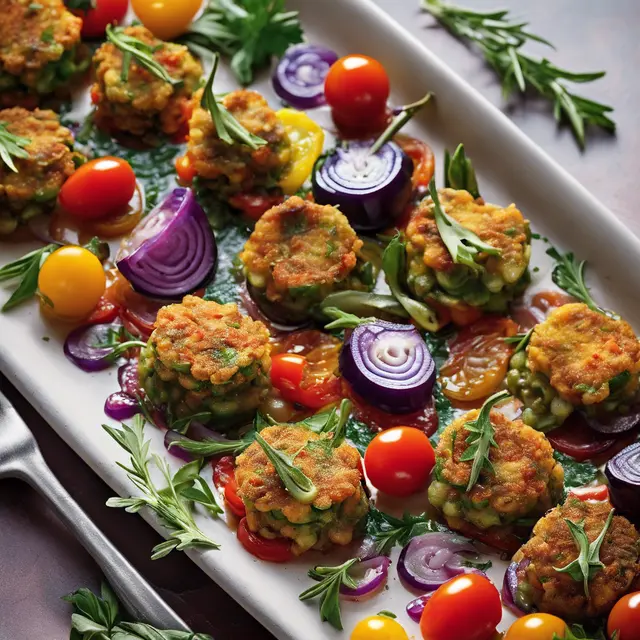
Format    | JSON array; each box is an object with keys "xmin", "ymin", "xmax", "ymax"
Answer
[
  {"xmin": 86, "ymin": 297, "xmax": 120, "ymax": 324},
  {"xmin": 213, "ymin": 456, "xmax": 246, "ymax": 518},
  {"xmin": 546, "ymin": 413, "xmax": 617, "ymax": 462},
  {"xmin": 569, "ymin": 485, "xmax": 610, "ymax": 502},
  {"xmin": 439, "ymin": 316, "xmax": 518, "ymax": 402},
  {"xmin": 228, "ymin": 193, "xmax": 284, "ymax": 221},
  {"xmin": 511, "ymin": 290, "xmax": 575, "ymax": 330},
  {"xmin": 237, "ymin": 517, "xmax": 293, "ymax": 563},
  {"xmin": 395, "ymin": 134, "xmax": 435, "ymax": 190}
]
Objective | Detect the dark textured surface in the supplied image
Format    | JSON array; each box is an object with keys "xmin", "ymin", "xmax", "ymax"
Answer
[{"xmin": 0, "ymin": 2, "xmax": 637, "ymax": 638}]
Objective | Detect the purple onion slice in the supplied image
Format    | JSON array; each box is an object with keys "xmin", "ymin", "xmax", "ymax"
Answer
[
  {"xmin": 105, "ymin": 392, "xmax": 140, "ymax": 421},
  {"xmin": 117, "ymin": 188, "xmax": 217, "ymax": 300},
  {"xmin": 339, "ymin": 320, "xmax": 435, "ymax": 414},
  {"xmin": 118, "ymin": 362, "xmax": 140, "ymax": 397},
  {"xmin": 501, "ymin": 559, "xmax": 531, "ymax": 618},
  {"xmin": 272, "ymin": 44, "xmax": 338, "ymax": 109},
  {"xmin": 64, "ymin": 320, "xmax": 123, "ymax": 372},
  {"xmin": 606, "ymin": 442, "xmax": 640, "ymax": 524},
  {"xmin": 406, "ymin": 593, "xmax": 434, "ymax": 623},
  {"xmin": 584, "ymin": 406, "xmax": 640, "ymax": 434},
  {"xmin": 340, "ymin": 556, "xmax": 390, "ymax": 598}
]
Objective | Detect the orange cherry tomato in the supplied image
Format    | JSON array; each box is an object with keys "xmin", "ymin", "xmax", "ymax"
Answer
[
  {"xmin": 237, "ymin": 517, "xmax": 293, "ymax": 563},
  {"xmin": 568, "ymin": 484, "xmax": 610, "ymax": 502},
  {"xmin": 213, "ymin": 456, "xmax": 245, "ymax": 518},
  {"xmin": 395, "ymin": 134, "xmax": 435, "ymax": 190},
  {"xmin": 439, "ymin": 316, "xmax": 518, "ymax": 402},
  {"xmin": 325, "ymin": 55, "xmax": 390, "ymax": 131},
  {"xmin": 76, "ymin": 0, "xmax": 129, "ymax": 39},
  {"xmin": 131, "ymin": 0, "xmax": 202, "ymax": 41},
  {"xmin": 504, "ymin": 613, "xmax": 567, "ymax": 640},
  {"xmin": 228, "ymin": 193, "xmax": 284, "ymax": 221},
  {"xmin": 608, "ymin": 592, "xmax": 640, "ymax": 640},
  {"xmin": 420, "ymin": 574, "xmax": 502, "ymax": 640},
  {"xmin": 60, "ymin": 157, "xmax": 137, "ymax": 220},
  {"xmin": 364, "ymin": 426, "xmax": 435, "ymax": 496},
  {"xmin": 175, "ymin": 154, "xmax": 197, "ymax": 185}
]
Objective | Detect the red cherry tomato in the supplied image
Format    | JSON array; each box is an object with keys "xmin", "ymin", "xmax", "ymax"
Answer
[
  {"xmin": 325, "ymin": 54, "xmax": 390, "ymax": 131},
  {"xmin": 213, "ymin": 456, "xmax": 245, "ymax": 518},
  {"xmin": 77, "ymin": 0, "xmax": 129, "ymax": 39},
  {"xmin": 175, "ymin": 154, "xmax": 197, "ymax": 185},
  {"xmin": 395, "ymin": 134, "xmax": 435, "ymax": 190},
  {"xmin": 270, "ymin": 352, "xmax": 342, "ymax": 410},
  {"xmin": 237, "ymin": 517, "xmax": 293, "ymax": 563},
  {"xmin": 420, "ymin": 574, "xmax": 502, "ymax": 640},
  {"xmin": 364, "ymin": 426, "xmax": 435, "ymax": 496},
  {"xmin": 608, "ymin": 592, "xmax": 640, "ymax": 640},
  {"xmin": 86, "ymin": 296, "xmax": 120, "ymax": 324},
  {"xmin": 228, "ymin": 193, "xmax": 284, "ymax": 221},
  {"xmin": 60, "ymin": 157, "xmax": 137, "ymax": 220},
  {"xmin": 568, "ymin": 485, "xmax": 610, "ymax": 502}
]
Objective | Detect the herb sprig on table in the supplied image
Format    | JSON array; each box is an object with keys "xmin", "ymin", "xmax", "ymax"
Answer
[{"xmin": 423, "ymin": 0, "xmax": 614, "ymax": 148}]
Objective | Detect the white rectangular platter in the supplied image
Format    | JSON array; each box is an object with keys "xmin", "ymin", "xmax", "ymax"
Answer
[{"xmin": 1, "ymin": 1, "xmax": 640, "ymax": 638}]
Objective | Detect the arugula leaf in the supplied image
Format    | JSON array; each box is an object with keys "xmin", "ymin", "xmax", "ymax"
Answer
[
  {"xmin": 430, "ymin": 179, "xmax": 500, "ymax": 272},
  {"xmin": 0, "ymin": 122, "xmax": 30, "ymax": 172},
  {"xmin": 504, "ymin": 327, "xmax": 533, "ymax": 353},
  {"xmin": 553, "ymin": 509, "xmax": 614, "ymax": 596},
  {"xmin": 322, "ymin": 307, "xmax": 376, "ymax": 330},
  {"xmin": 444, "ymin": 144, "xmax": 480, "ymax": 198},
  {"xmin": 320, "ymin": 291, "xmax": 409, "ymax": 324},
  {"xmin": 180, "ymin": 0, "xmax": 304, "ymax": 85}
]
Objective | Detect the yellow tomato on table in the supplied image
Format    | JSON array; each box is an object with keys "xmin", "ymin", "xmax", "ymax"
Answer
[
  {"xmin": 351, "ymin": 615, "xmax": 409, "ymax": 640},
  {"xmin": 131, "ymin": 0, "xmax": 203, "ymax": 41},
  {"xmin": 504, "ymin": 613, "xmax": 567, "ymax": 640}
]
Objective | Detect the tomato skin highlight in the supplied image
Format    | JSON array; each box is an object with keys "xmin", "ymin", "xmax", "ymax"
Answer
[
  {"xmin": 175, "ymin": 154, "xmax": 197, "ymax": 185},
  {"xmin": 504, "ymin": 613, "xmax": 567, "ymax": 640},
  {"xmin": 364, "ymin": 427, "xmax": 435, "ymax": 497},
  {"xmin": 77, "ymin": 0, "xmax": 129, "ymax": 39},
  {"xmin": 608, "ymin": 592, "xmax": 640, "ymax": 640},
  {"xmin": 131, "ymin": 0, "xmax": 202, "ymax": 41},
  {"xmin": 60, "ymin": 157, "xmax": 137, "ymax": 220},
  {"xmin": 228, "ymin": 193, "xmax": 284, "ymax": 221},
  {"xmin": 237, "ymin": 517, "xmax": 293, "ymax": 563},
  {"xmin": 86, "ymin": 297, "xmax": 120, "ymax": 324},
  {"xmin": 419, "ymin": 574, "xmax": 502, "ymax": 640},
  {"xmin": 395, "ymin": 134, "xmax": 435, "ymax": 190},
  {"xmin": 568, "ymin": 484, "xmax": 609, "ymax": 502},
  {"xmin": 350, "ymin": 615, "xmax": 409, "ymax": 640},
  {"xmin": 212, "ymin": 455, "xmax": 246, "ymax": 518}
]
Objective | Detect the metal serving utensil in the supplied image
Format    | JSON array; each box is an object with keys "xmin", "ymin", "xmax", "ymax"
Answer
[{"xmin": 0, "ymin": 390, "xmax": 191, "ymax": 632}]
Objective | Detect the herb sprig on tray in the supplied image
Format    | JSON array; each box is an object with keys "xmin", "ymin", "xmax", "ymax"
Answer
[
  {"xmin": 423, "ymin": 0, "xmax": 614, "ymax": 148},
  {"xmin": 0, "ymin": 122, "xmax": 30, "ymax": 173}
]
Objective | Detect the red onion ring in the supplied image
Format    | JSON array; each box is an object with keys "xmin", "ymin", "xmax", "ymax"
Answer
[
  {"xmin": 501, "ymin": 559, "xmax": 531, "ymax": 617},
  {"xmin": 606, "ymin": 442, "xmax": 640, "ymax": 524},
  {"xmin": 340, "ymin": 556, "xmax": 390, "ymax": 598},
  {"xmin": 406, "ymin": 593, "xmax": 434, "ymax": 623},
  {"xmin": 64, "ymin": 320, "xmax": 123, "ymax": 372},
  {"xmin": 105, "ymin": 391, "xmax": 140, "ymax": 421}
]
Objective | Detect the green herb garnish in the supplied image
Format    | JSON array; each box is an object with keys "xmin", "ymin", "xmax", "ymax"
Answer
[
  {"xmin": 460, "ymin": 390, "xmax": 510, "ymax": 491},
  {"xmin": 201, "ymin": 54, "xmax": 267, "ymax": 150},
  {"xmin": 106, "ymin": 24, "xmax": 180, "ymax": 86},
  {"xmin": 423, "ymin": 0, "xmax": 614, "ymax": 149},
  {"xmin": 180, "ymin": 0, "xmax": 303, "ymax": 86},
  {"xmin": 554, "ymin": 624, "xmax": 609, "ymax": 640},
  {"xmin": 382, "ymin": 234, "xmax": 440, "ymax": 331},
  {"xmin": 94, "ymin": 325, "xmax": 147, "ymax": 362},
  {"xmin": 64, "ymin": 0, "xmax": 94, "ymax": 9},
  {"xmin": 0, "ymin": 122, "xmax": 30, "ymax": 173},
  {"xmin": 320, "ymin": 291, "xmax": 409, "ymax": 324},
  {"xmin": 103, "ymin": 415, "xmax": 221, "ymax": 559},
  {"xmin": 554, "ymin": 509, "xmax": 615, "ymax": 596},
  {"xmin": 322, "ymin": 307, "xmax": 376, "ymax": 330},
  {"xmin": 169, "ymin": 431, "xmax": 255, "ymax": 458},
  {"xmin": 444, "ymin": 144, "xmax": 480, "ymax": 198},
  {"xmin": 504, "ymin": 327, "xmax": 533, "ymax": 353},
  {"xmin": 254, "ymin": 432, "xmax": 317, "ymax": 503},
  {"xmin": 430, "ymin": 178, "xmax": 500, "ymax": 272}
]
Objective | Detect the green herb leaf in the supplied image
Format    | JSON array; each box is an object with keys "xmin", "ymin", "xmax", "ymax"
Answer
[
  {"xmin": 103, "ymin": 415, "xmax": 221, "ymax": 559},
  {"xmin": 322, "ymin": 307, "xmax": 376, "ymax": 330},
  {"xmin": 553, "ymin": 509, "xmax": 615, "ymax": 596},
  {"xmin": 320, "ymin": 291, "xmax": 409, "ymax": 323},
  {"xmin": 106, "ymin": 24, "xmax": 180, "ymax": 86},
  {"xmin": 1, "ymin": 244, "xmax": 55, "ymax": 311},
  {"xmin": 0, "ymin": 122, "xmax": 30, "ymax": 172},
  {"xmin": 430, "ymin": 179, "xmax": 500, "ymax": 272},
  {"xmin": 554, "ymin": 451, "xmax": 598, "ymax": 500},
  {"xmin": 444, "ymin": 144, "xmax": 480, "ymax": 198},
  {"xmin": 460, "ymin": 390, "xmax": 510, "ymax": 491},
  {"xmin": 254, "ymin": 431, "xmax": 317, "ymax": 503},
  {"xmin": 168, "ymin": 431, "xmax": 256, "ymax": 458},
  {"xmin": 64, "ymin": 0, "xmax": 95, "ymax": 10},
  {"xmin": 382, "ymin": 234, "xmax": 440, "ymax": 331},
  {"xmin": 504, "ymin": 327, "xmax": 533, "ymax": 353}
]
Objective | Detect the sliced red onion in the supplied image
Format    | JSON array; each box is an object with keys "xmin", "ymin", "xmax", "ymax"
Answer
[
  {"xmin": 272, "ymin": 44, "xmax": 338, "ymax": 109},
  {"xmin": 117, "ymin": 188, "xmax": 217, "ymax": 300},
  {"xmin": 312, "ymin": 140, "xmax": 413, "ymax": 231},
  {"xmin": 584, "ymin": 406, "xmax": 640, "ymax": 434},
  {"xmin": 118, "ymin": 362, "xmax": 140, "ymax": 397},
  {"xmin": 606, "ymin": 442, "xmax": 640, "ymax": 524},
  {"xmin": 105, "ymin": 391, "xmax": 140, "ymax": 421},
  {"xmin": 397, "ymin": 533, "xmax": 482, "ymax": 591},
  {"xmin": 64, "ymin": 320, "xmax": 123, "ymax": 372},
  {"xmin": 340, "ymin": 556, "xmax": 390, "ymax": 598},
  {"xmin": 502, "ymin": 559, "xmax": 531, "ymax": 617},
  {"xmin": 164, "ymin": 429, "xmax": 196, "ymax": 463},
  {"xmin": 240, "ymin": 283, "xmax": 309, "ymax": 333},
  {"xmin": 406, "ymin": 593, "xmax": 433, "ymax": 623},
  {"xmin": 340, "ymin": 321, "xmax": 435, "ymax": 414}
]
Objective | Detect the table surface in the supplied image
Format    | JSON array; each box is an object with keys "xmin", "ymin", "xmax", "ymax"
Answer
[{"xmin": 1, "ymin": 1, "xmax": 638, "ymax": 638}]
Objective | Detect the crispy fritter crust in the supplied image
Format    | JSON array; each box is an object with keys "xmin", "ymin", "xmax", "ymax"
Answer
[
  {"xmin": 0, "ymin": 107, "xmax": 75, "ymax": 207},
  {"xmin": 406, "ymin": 188, "xmax": 529, "ymax": 280},
  {"xmin": 528, "ymin": 303, "xmax": 640, "ymax": 404},
  {"xmin": 151, "ymin": 296, "xmax": 271, "ymax": 386},
  {"xmin": 437, "ymin": 409, "xmax": 564, "ymax": 517},
  {"xmin": 187, "ymin": 88, "xmax": 291, "ymax": 191},
  {"xmin": 513, "ymin": 499, "xmax": 640, "ymax": 619},
  {"xmin": 240, "ymin": 196, "xmax": 363, "ymax": 298}
]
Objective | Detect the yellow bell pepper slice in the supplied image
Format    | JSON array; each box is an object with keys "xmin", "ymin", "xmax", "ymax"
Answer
[{"xmin": 277, "ymin": 108, "xmax": 325, "ymax": 195}]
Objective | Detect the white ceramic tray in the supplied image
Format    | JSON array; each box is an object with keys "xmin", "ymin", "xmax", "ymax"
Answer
[{"xmin": 2, "ymin": 1, "xmax": 639, "ymax": 638}]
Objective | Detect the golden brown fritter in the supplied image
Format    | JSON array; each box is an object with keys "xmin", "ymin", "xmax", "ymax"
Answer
[
  {"xmin": 151, "ymin": 296, "xmax": 271, "ymax": 387},
  {"xmin": 528, "ymin": 303, "xmax": 640, "ymax": 405},
  {"xmin": 512, "ymin": 499, "xmax": 640, "ymax": 620},
  {"xmin": 92, "ymin": 26, "xmax": 202, "ymax": 138},
  {"xmin": 187, "ymin": 89, "xmax": 291, "ymax": 193},
  {"xmin": 406, "ymin": 188, "xmax": 529, "ymax": 282}
]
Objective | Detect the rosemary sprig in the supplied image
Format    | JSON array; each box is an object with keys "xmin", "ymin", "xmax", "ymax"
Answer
[
  {"xmin": 504, "ymin": 327, "xmax": 533, "ymax": 353},
  {"xmin": 168, "ymin": 431, "xmax": 255, "ymax": 458},
  {"xmin": 103, "ymin": 415, "xmax": 221, "ymax": 559},
  {"xmin": 106, "ymin": 25, "xmax": 180, "ymax": 86},
  {"xmin": 0, "ymin": 122, "xmax": 30, "ymax": 172},
  {"xmin": 460, "ymin": 390, "xmax": 510, "ymax": 491},
  {"xmin": 322, "ymin": 307, "xmax": 376, "ymax": 330},
  {"xmin": 554, "ymin": 509, "xmax": 615, "ymax": 596},
  {"xmin": 299, "ymin": 559, "xmax": 359, "ymax": 630},
  {"xmin": 423, "ymin": 0, "xmax": 614, "ymax": 148},
  {"xmin": 430, "ymin": 178, "xmax": 500, "ymax": 272},
  {"xmin": 444, "ymin": 143, "xmax": 480, "ymax": 198},
  {"xmin": 254, "ymin": 431, "xmax": 317, "ymax": 503}
]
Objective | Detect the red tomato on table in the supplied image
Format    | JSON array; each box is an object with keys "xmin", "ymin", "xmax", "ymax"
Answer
[
  {"xmin": 76, "ymin": 0, "xmax": 129, "ymax": 39},
  {"xmin": 608, "ymin": 592, "xmax": 640, "ymax": 640}
]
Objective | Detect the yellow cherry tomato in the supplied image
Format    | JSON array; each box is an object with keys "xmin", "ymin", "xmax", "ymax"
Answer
[
  {"xmin": 351, "ymin": 615, "xmax": 409, "ymax": 640},
  {"xmin": 504, "ymin": 613, "xmax": 567, "ymax": 640},
  {"xmin": 276, "ymin": 108, "xmax": 325, "ymax": 195},
  {"xmin": 131, "ymin": 0, "xmax": 203, "ymax": 41},
  {"xmin": 38, "ymin": 247, "xmax": 106, "ymax": 322}
]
